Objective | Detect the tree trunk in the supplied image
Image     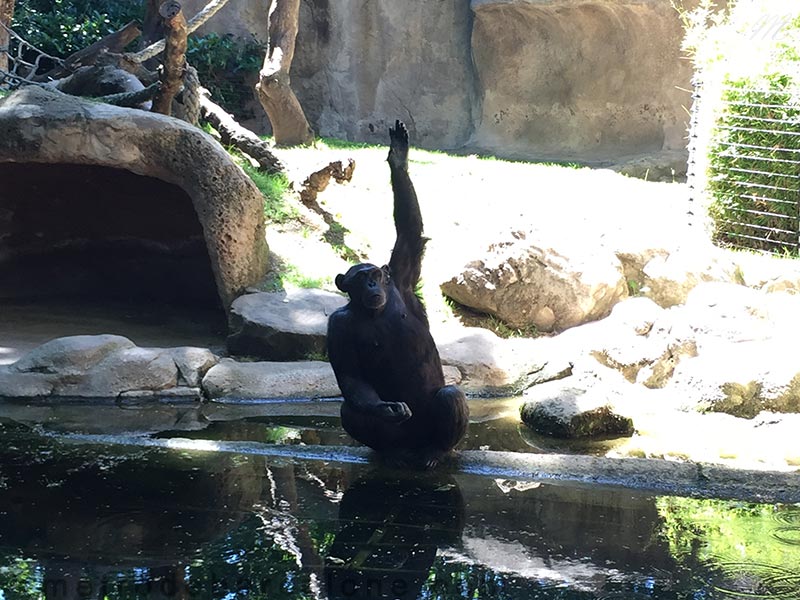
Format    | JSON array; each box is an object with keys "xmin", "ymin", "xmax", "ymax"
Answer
[
  {"xmin": 0, "ymin": 0, "xmax": 16, "ymax": 73},
  {"xmin": 141, "ymin": 0, "xmax": 166, "ymax": 48},
  {"xmin": 255, "ymin": 0, "xmax": 314, "ymax": 146},
  {"xmin": 151, "ymin": 1, "xmax": 187, "ymax": 116}
]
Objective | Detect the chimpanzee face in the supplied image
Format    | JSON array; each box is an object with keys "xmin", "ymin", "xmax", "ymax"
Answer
[{"xmin": 335, "ymin": 263, "xmax": 391, "ymax": 311}]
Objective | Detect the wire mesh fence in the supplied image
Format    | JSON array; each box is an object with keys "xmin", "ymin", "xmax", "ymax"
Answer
[{"xmin": 689, "ymin": 83, "xmax": 800, "ymax": 256}]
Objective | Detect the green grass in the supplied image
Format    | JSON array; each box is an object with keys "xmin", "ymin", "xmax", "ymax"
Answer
[
  {"xmin": 262, "ymin": 263, "xmax": 331, "ymax": 292},
  {"xmin": 233, "ymin": 157, "xmax": 297, "ymax": 224},
  {"xmin": 317, "ymin": 136, "xmax": 381, "ymax": 150}
]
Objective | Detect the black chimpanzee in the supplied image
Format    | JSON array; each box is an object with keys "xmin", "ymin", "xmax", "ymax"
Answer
[{"xmin": 327, "ymin": 120, "xmax": 469, "ymax": 468}]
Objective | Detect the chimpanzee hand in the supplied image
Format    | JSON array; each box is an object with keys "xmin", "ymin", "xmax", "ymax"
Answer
[
  {"xmin": 374, "ymin": 400, "xmax": 412, "ymax": 423},
  {"xmin": 387, "ymin": 119, "xmax": 409, "ymax": 169}
]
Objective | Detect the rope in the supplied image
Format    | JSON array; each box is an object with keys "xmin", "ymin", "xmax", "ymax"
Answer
[{"xmin": 0, "ymin": 21, "xmax": 64, "ymax": 84}]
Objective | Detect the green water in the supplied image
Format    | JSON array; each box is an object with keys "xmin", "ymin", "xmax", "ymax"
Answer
[{"xmin": 0, "ymin": 413, "xmax": 798, "ymax": 599}]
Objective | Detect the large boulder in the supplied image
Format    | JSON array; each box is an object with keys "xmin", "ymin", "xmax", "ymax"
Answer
[
  {"xmin": 520, "ymin": 372, "xmax": 635, "ymax": 439},
  {"xmin": 226, "ymin": 289, "xmax": 346, "ymax": 360},
  {"xmin": 0, "ymin": 87, "xmax": 268, "ymax": 308},
  {"xmin": 0, "ymin": 335, "xmax": 218, "ymax": 399},
  {"xmin": 202, "ymin": 358, "xmax": 340, "ymax": 400},
  {"xmin": 441, "ymin": 230, "xmax": 627, "ymax": 332},
  {"xmin": 436, "ymin": 325, "xmax": 572, "ymax": 396}
]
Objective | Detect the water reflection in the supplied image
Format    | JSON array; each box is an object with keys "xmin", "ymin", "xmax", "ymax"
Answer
[
  {"xmin": 0, "ymin": 423, "xmax": 798, "ymax": 599},
  {"xmin": 324, "ymin": 472, "xmax": 464, "ymax": 599}
]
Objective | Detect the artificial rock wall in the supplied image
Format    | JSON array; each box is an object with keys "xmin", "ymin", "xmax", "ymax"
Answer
[{"xmin": 192, "ymin": 0, "xmax": 697, "ymax": 164}]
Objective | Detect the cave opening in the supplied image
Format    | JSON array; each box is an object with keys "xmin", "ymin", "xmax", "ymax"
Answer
[{"xmin": 0, "ymin": 163, "xmax": 228, "ymax": 362}]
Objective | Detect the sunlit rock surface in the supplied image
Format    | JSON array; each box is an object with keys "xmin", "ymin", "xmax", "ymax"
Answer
[
  {"xmin": 227, "ymin": 289, "xmax": 346, "ymax": 360},
  {"xmin": 442, "ymin": 230, "xmax": 628, "ymax": 332},
  {"xmin": 202, "ymin": 358, "xmax": 340, "ymax": 400},
  {"xmin": 0, "ymin": 335, "xmax": 217, "ymax": 400}
]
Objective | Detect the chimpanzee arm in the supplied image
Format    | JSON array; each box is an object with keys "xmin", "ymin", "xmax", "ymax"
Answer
[
  {"xmin": 327, "ymin": 311, "xmax": 412, "ymax": 422},
  {"xmin": 387, "ymin": 120, "xmax": 426, "ymax": 294}
]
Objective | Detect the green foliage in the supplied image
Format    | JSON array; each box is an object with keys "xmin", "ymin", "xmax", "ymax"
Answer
[
  {"xmin": 12, "ymin": 0, "xmax": 143, "ymax": 57},
  {"xmin": 186, "ymin": 33, "xmax": 264, "ymax": 114},
  {"xmin": 687, "ymin": 2, "xmax": 800, "ymax": 254},
  {"xmin": 657, "ymin": 496, "xmax": 800, "ymax": 586},
  {"xmin": 707, "ymin": 77, "xmax": 800, "ymax": 254}
]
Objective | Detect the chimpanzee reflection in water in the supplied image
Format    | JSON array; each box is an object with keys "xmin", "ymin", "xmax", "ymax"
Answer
[{"xmin": 324, "ymin": 472, "xmax": 465, "ymax": 599}]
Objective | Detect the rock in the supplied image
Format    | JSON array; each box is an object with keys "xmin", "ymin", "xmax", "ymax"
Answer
[
  {"xmin": 520, "ymin": 375, "xmax": 635, "ymax": 439},
  {"xmin": 227, "ymin": 289, "xmax": 346, "ymax": 360},
  {"xmin": 50, "ymin": 65, "xmax": 150, "ymax": 109},
  {"xmin": 202, "ymin": 358, "xmax": 340, "ymax": 400},
  {"xmin": 119, "ymin": 387, "xmax": 202, "ymax": 402},
  {"xmin": 469, "ymin": 0, "xmax": 691, "ymax": 161},
  {"xmin": 293, "ymin": 1, "xmax": 476, "ymax": 149},
  {"xmin": 442, "ymin": 365, "xmax": 463, "ymax": 386},
  {"xmin": 0, "ymin": 370, "xmax": 56, "ymax": 398},
  {"xmin": 0, "ymin": 87, "xmax": 268, "ymax": 308},
  {"xmin": 666, "ymin": 341, "xmax": 800, "ymax": 417},
  {"xmin": 441, "ymin": 230, "xmax": 627, "ymax": 332},
  {"xmin": 641, "ymin": 251, "xmax": 736, "ymax": 308},
  {"xmin": 674, "ymin": 283, "xmax": 796, "ymax": 350},
  {"xmin": 0, "ymin": 336, "xmax": 186, "ymax": 399},
  {"xmin": 11, "ymin": 334, "xmax": 135, "ymax": 376},
  {"xmin": 56, "ymin": 347, "xmax": 179, "ymax": 398},
  {"xmin": 436, "ymin": 326, "xmax": 571, "ymax": 396},
  {"xmin": 194, "ymin": 1, "xmax": 692, "ymax": 164},
  {"xmin": 168, "ymin": 347, "xmax": 219, "ymax": 387}
]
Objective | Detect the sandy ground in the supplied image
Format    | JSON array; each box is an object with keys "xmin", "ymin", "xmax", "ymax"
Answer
[{"xmin": 268, "ymin": 141, "xmax": 692, "ymax": 322}]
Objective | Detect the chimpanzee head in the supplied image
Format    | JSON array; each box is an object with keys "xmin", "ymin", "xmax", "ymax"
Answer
[{"xmin": 335, "ymin": 263, "xmax": 391, "ymax": 312}]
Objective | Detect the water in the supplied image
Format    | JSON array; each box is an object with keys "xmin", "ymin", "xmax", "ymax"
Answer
[{"xmin": 0, "ymin": 406, "xmax": 799, "ymax": 599}]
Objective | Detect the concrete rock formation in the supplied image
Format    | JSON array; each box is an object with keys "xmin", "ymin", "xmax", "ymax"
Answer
[
  {"xmin": 202, "ymin": 0, "xmax": 696, "ymax": 165},
  {"xmin": 0, "ymin": 87, "xmax": 268, "ymax": 308}
]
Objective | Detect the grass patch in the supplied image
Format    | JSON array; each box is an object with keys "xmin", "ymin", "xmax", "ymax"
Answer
[
  {"xmin": 262, "ymin": 262, "xmax": 331, "ymax": 292},
  {"xmin": 235, "ymin": 159, "xmax": 297, "ymax": 224},
  {"xmin": 317, "ymin": 136, "xmax": 382, "ymax": 151}
]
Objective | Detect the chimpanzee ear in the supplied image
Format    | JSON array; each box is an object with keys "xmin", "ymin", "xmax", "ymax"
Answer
[
  {"xmin": 335, "ymin": 273, "xmax": 348, "ymax": 292},
  {"xmin": 381, "ymin": 264, "xmax": 391, "ymax": 281}
]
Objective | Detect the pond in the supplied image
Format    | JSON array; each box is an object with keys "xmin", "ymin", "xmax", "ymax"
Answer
[{"xmin": 0, "ymin": 402, "xmax": 798, "ymax": 600}]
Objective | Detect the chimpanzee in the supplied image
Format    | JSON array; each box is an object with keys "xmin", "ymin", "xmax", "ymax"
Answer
[{"xmin": 327, "ymin": 120, "xmax": 469, "ymax": 468}]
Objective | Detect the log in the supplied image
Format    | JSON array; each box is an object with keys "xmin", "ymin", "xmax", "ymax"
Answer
[
  {"xmin": 151, "ymin": 1, "xmax": 187, "ymax": 116},
  {"xmin": 35, "ymin": 21, "xmax": 141, "ymax": 81},
  {"xmin": 199, "ymin": 91, "xmax": 284, "ymax": 174}
]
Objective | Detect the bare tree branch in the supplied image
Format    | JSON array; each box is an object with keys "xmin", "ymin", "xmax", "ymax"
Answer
[
  {"xmin": 128, "ymin": 0, "xmax": 231, "ymax": 64},
  {"xmin": 151, "ymin": 1, "xmax": 187, "ymax": 115}
]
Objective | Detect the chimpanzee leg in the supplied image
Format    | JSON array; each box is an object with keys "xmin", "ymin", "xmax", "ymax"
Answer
[
  {"xmin": 340, "ymin": 401, "xmax": 408, "ymax": 453},
  {"xmin": 428, "ymin": 385, "xmax": 469, "ymax": 453}
]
